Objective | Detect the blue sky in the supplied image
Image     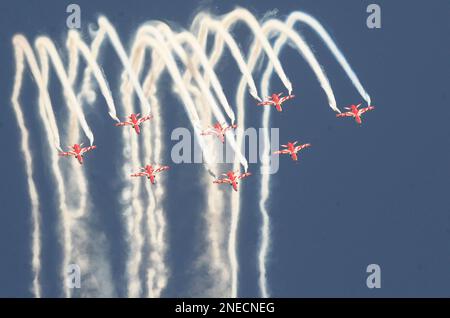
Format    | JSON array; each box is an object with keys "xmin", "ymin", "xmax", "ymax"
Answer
[{"xmin": 1, "ymin": 0, "xmax": 450, "ymax": 297}]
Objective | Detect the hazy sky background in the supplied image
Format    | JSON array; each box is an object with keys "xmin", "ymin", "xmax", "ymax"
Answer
[{"xmin": 1, "ymin": 0, "xmax": 450, "ymax": 297}]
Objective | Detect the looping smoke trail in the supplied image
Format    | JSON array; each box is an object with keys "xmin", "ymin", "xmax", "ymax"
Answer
[
  {"xmin": 97, "ymin": 17, "xmax": 153, "ymax": 115},
  {"xmin": 66, "ymin": 31, "xmax": 119, "ymax": 121},
  {"xmin": 12, "ymin": 35, "xmax": 62, "ymax": 151},
  {"xmin": 283, "ymin": 12, "xmax": 371, "ymax": 105},
  {"xmin": 34, "ymin": 37, "xmax": 95, "ymax": 146},
  {"xmin": 149, "ymin": 24, "xmax": 248, "ymax": 171},
  {"xmin": 191, "ymin": 17, "xmax": 261, "ymax": 100},
  {"xmin": 262, "ymin": 19, "xmax": 338, "ymax": 112},
  {"xmin": 191, "ymin": 9, "xmax": 292, "ymax": 95}
]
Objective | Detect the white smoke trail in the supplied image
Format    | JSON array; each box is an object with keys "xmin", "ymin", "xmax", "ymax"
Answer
[
  {"xmin": 151, "ymin": 25, "xmax": 248, "ymax": 170},
  {"xmin": 34, "ymin": 37, "xmax": 95, "ymax": 146},
  {"xmin": 121, "ymin": 30, "xmax": 220, "ymax": 296},
  {"xmin": 256, "ymin": 15, "xmax": 371, "ymax": 296},
  {"xmin": 118, "ymin": 49, "xmax": 146, "ymax": 299},
  {"xmin": 13, "ymin": 35, "xmax": 73, "ymax": 298},
  {"xmin": 74, "ymin": 23, "xmax": 140, "ymax": 297},
  {"xmin": 11, "ymin": 40, "xmax": 42, "ymax": 297},
  {"xmin": 76, "ymin": 17, "xmax": 156, "ymax": 296},
  {"xmin": 283, "ymin": 12, "xmax": 372, "ymax": 105},
  {"xmin": 97, "ymin": 17, "xmax": 153, "ymax": 114},
  {"xmin": 250, "ymin": 18, "xmax": 338, "ymax": 298},
  {"xmin": 141, "ymin": 53, "xmax": 168, "ymax": 297},
  {"xmin": 66, "ymin": 31, "xmax": 119, "ymax": 122},
  {"xmin": 191, "ymin": 9, "xmax": 293, "ymax": 96},
  {"xmin": 13, "ymin": 31, "xmax": 117, "ymax": 297},
  {"xmin": 190, "ymin": 8, "xmax": 307, "ymax": 297},
  {"xmin": 66, "ymin": 32, "xmax": 116, "ymax": 297},
  {"xmin": 156, "ymin": 24, "xmax": 232, "ymax": 296},
  {"xmin": 132, "ymin": 21, "xmax": 252, "ymax": 295},
  {"xmin": 12, "ymin": 9, "xmax": 369, "ymax": 298}
]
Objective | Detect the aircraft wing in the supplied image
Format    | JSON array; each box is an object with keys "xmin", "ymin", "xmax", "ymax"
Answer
[
  {"xmin": 115, "ymin": 121, "xmax": 132, "ymax": 127},
  {"xmin": 257, "ymin": 101, "xmax": 275, "ymax": 106},
  {"xmin": 280, "ymin": 94, "xmax": 295, "ymax": 103},
  {"xmin": 358, "ymin": 106, "xmax": 375, "ymax": 115},
  {"xmin": 294, "ymin": 143, "xmax": 311, "ymax": 152},
  {"xmin": 81, "ymin": 145, "xmax": 97, "ymax": 154},
  {"xmin": 200, "ymin": 129, "xmax": 218, "ymax": 136},
  {"xmin": 58, "ymin": 151, "xmax": 76, "ymax": 157},
  {"xmin": 131, "ymin": 172, "xmax": 147, "ymax": 177},
  {"xmin": 213, "ymin": 178, "xmax": 232, "ymax": 184},
  {"xmin": 138, "ymin": 115, "xmax": 153, "ymax": 124},
  {"xmin": 336, "ymin": 112, "xmax": 354, "ymax": 118},
  {"xmin": 273, "ymin": 149, "xmax": 291, "ymax": 155},
  {"xmin": 223, "ymin": 125, "xmax": 237, "ymax": 133},
  {"xmin": 237, "ymin": 172, "xmax": 251, "ymax": 179},
  {"xmin": 154, "ymin": 166, "xmax": 169, "ymax": 173}
]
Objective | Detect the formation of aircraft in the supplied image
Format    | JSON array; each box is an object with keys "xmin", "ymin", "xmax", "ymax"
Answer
[
  {"xmin": 58, "ymin": 143, "xmax": 97, "ymax": 165},
  {"xmin": 130, "ymin": 164, "xmax": 169, "ymax": 184},
  {"xmin": 115, "ymin": 113, "xmax": 153, "ymax": 134},
  {"xmin": 257, "ymin": 92, "xmax": 295, "ymax": 112},
  {"xmin": 200, "ymin": 122, "xmax": 237, "ymax": 144},
  {"xmin": 274, "ymin": 141, "xmax": 311, "ymax": 161},
  {"xmin": 57, "ymin": 92, "xmax": 374, "ymax": 192},
  {"xmin": 213, "ymin": 171, "xmax": 252, "ymax": 192},
  {"xmin": 336, "ymin": 103, "xmax": 375, "ymax": 124}
]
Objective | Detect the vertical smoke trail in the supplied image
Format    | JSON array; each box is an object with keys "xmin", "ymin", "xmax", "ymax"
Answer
[
  {"xmin": 119, "ymin": 51, "xmax": 146, "ymax": 299},
  {"xmin": 77, "ymin": 19, "xmax": 156, "ymax": 296},
  {"xmin": 252, "ymin": 20, "xmax": 336, "ymax": 298},
  {"xmin": 282, "ymin": 12, "xmax": 372, "ymax": 105},
  {"xmin": 11, "ymin": 40, "xmax": 42, "ymax": 297},
  {"xmin": 124, "ymin": 30, "xmax": 223, "ymax": 295},
  {"xmin": 37, "ymin": 32, "xmax": 119, "ymax": 297},
  {"xmin": 141, "ymin": 55, "xmax": 168, "ymax": 297},
  {"xmin": 13, "ymin": 31, "xmax": 117, "ymax": 297},
  {"xmin": 255, "ymin": 15, "xmax": 370, "ymax": 296},
  {"xmin": 66, "ymin": 33, "xmax": 116, "ymax": 297},
  {"xmin": 189, "ymin": 9, "xmax": 295, "ymax": 297},
  {"xmin": 172, "ymin": 30, "xmax": 231, "ymax": 296},
  {"xmin": 13, "ymin": 37, "xmax": 73, "ymax": 298},
  {"xmin": 155, "ymin": 24, "xmax": 242, "ymax": 295}
]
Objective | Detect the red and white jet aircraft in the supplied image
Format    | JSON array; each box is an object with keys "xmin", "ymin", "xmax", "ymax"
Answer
[
  {"xmin": 274, "ymin": 141, "xmax": 311, "ymax": 161},
  {"xmin": 130, "ymin": 164, "xmax": 169, "ymax": 184},
  {"xmin": 257, "ymin": 92, "xmax": 295, "ymax": 112},
  {"xmin": 115, "ymin": 113, "xmax": 153, "ymax": 134},
  {"xmin": 200, "ymin": 122, "xmax": 237, "ymax": 143},
  {"xmin": 336, "ymin": 103, "xmax": 375, "ymax": 124},
  {"xmin": 58, "ymin": 143, "xmax": 97, "ymax": 165},
  {"xmin": 213, "ymin": 170, "xmax": 252, "ymax": 192}
]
